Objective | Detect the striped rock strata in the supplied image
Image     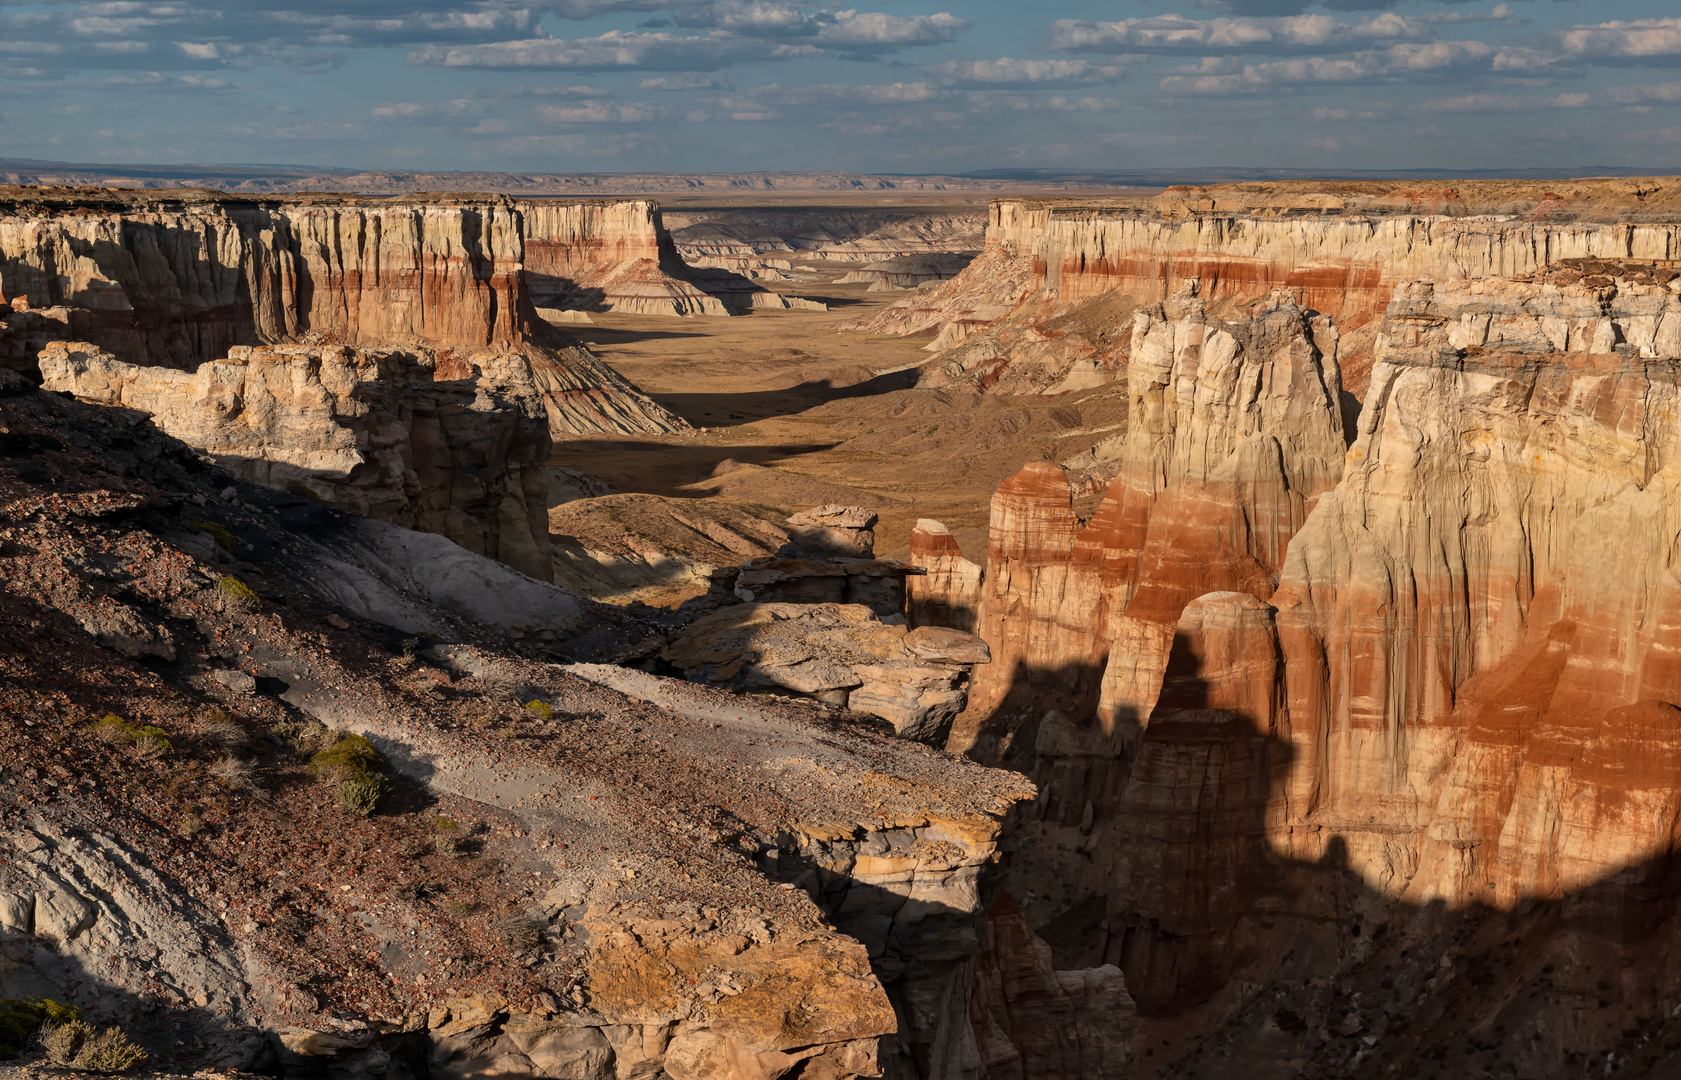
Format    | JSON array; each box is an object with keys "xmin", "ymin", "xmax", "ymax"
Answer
[
  {"xmin": 851, "ymin": 181, "xmax": 1681, "ymax": 396},
  {"xmin": 930, "ymin": 271, "xmax": 1681, "ymax": 1072}
]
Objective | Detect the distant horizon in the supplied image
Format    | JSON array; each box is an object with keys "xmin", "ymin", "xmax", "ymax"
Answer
[{"xmin": 6, "ymin": 155, "xmax": 1681, "ymax": 188}]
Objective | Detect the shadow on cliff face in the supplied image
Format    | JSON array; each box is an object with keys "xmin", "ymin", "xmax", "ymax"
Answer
[{"xmin": 968, "ymin": 632, "xmax": 1681, "ymax": 1079}]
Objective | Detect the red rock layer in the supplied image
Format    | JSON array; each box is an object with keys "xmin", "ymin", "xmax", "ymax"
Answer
[
  {"xmin": 856, "ymin": 194, "xmax": 1681, "ymax": 396},
  {"xmin": 906, "ymin": 518, "xmax": 984, "ymax": 634}
]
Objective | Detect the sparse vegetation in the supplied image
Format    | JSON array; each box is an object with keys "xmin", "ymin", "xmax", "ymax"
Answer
[
  {"xmin": 284, "ymin": 479, "xmax": 322, "ymax": 501},
  {"xmin": 184, "ymin": 519, "xmax": 234, "ymax": 552},
  {"xmin": 496, "ymin": 913, "xmax": 545, "ymax": 950},
  {"xmin": 0, "ymin": 998, "xmax": 78, "ymax": 1060},
  {"xmin": 523, "ymin": 699, "xmax": 554, "ymax": 721},
  {"xmin": 39, "ymin": 1017, "xmax": 148, "ymax": 1074},
  {"xmin": 310, "ymin": 731, "xmax": 389, "ymax": 816},
  {"xmin": 431, "ymin": 814, "xmax": 464, "ymax": 855},
  {"xmin": 209, "ymin": 755, "xmax": 255, "ymax": 791},
  {"xmin": 91, "ymin": 714, "xmax": 172, "ymax": 758},
  {"xmin": 217, "ymin": 575, "xmax": 260, "ymax": 613},
  {"xmin": 335, "ymin": 775, "xmax": 388, "ymax": 817}
]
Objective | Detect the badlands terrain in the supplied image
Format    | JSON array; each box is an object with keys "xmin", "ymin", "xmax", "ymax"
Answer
[{"xmin": 7, "ymin": 175, "xmax": 1681, "ymax": 1080}]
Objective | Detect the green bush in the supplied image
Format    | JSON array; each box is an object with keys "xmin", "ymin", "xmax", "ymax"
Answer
[
  {"xmin": 91, "ymin": 715, "xmax": 172, "ymax": 758},
  {"xmin": 523, "ymin": 699, "xmax": 554, "ymax": 721},
  {"xmin": 311, "ymin": 732, "xmax": 388, "ymax": 815},
  {"xmin": 335, "ymin": 776, "xmax": 389, "ymax": 817},
  {"xmin": 309, "ymin": 732, "xmax": 383, "ymax": 780},
  {"xmin": 0, "ymin": 998, "xmax": 78, "ymax": 1060},
  {"xmin": 40, "ymin": 1017, "xmax": 148, "ymax": 1073},
  {"xmin": 284, "ymin": 480, "xmax": 322, "ymax": 501},
  {"xmin": 217, "ymin": 576, "xmax": 260, "ymax": 613}
]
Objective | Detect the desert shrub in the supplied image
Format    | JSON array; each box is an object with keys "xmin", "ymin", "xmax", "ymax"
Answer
[
  {"xmin": 496, "ymin": 913, "xmax": 545, "ymax": 950},
  {"xmin": 284, "ymin": 480, "xmax": 321, "ymax": 501},
  {"xmin": 431, "ymin": 815, "xmax": 464, "ymax": 855},
  {"xmin": 92, "ymin": 715, "xmax": 172, "ymax": 758},
  {"xmin": 184, "ymin": 519, "xmax": 234, "ymax": 552},
  {"xmin": 193, "ymin": 708, "xmax": 248, "ymax": 752},
  {"xmin": 478, "ymin": 670, "xmax": 524, "ymax": 702},
  {"xmin": 217, "ymin": 576, "xmax": 260, "ymax": 613},
  {"xmin": 311, "ymin": 732, "xmax": 387, "ymax": 815},
  {"xmin": 0, "ymin": 998, "xmax": 78, "ymax": 1059},
  {"xmin": 335, "ymin": 776, "xmax": 388, "ymax": 817},
  {"xmin": 523, "ymin": 699, "xmax": 554, "ymax": 721},
  {"xmin": 39, "ymin": 1016, "xmax": 147, "ymax": 1073},
  {"xmin": 209, "ymin": 755, "xmax": 254, "ymax": 791},
  {"xmin": 270, "ymin": 718, "xmax": 328, "ymax": 755},
  {"xmin": 309, "ymin": 732, "xmax": 383, "ymax": 781}
]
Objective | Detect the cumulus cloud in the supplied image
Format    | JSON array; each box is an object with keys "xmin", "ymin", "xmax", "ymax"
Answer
[
  {"xmin": 1557, "ymin": 18, "xmax": 1681, "ymax": 64},
  {"xmin": 923, "ymin": 57, "xmax": 1134, "ymax": 88},
  {"xmin": 1051, "ymin": 12, "xmax": 1437, "ymax": 56},
  {"xmin": 1157, "ymin": 37, "xmax": 1551, "ymax": 94}
]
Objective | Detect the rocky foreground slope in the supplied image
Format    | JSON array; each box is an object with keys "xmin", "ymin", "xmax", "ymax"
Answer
[
  {"xmin": 852, "ymin": 179, "xmax": 1681, "ymax": 398},
  {"xmin": 0, "ymin": 363, "xmax": 1153, "ymax": 1078},
  {"xmin": 907, "ymin": 265, "xmax": 1681, "ymax": 1077}
]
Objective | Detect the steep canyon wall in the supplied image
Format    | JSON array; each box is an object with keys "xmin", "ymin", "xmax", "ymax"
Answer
[{"xmin": 929, "ymin": 269, "xmax": 1681, "ymax": 1072}]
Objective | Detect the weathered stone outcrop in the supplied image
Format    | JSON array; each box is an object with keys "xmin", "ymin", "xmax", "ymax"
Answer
[
  {"xmin": 854, "ymin": 184, "xmax": 1681, "ymax": 395},
  {"xmin": 39, "ymin": 340, "xmax": 556, "ymax": 580},
  {"xmin": 661, "ymin": 603, "xmax": 989, "ymax": 744},
  {"xmin": 837, "ymin": 253, "xmax": 977, "ymax": 292},
  {"xmin": 949, "ymin": 291, "xmax": 1349, "ymax": 762},
  {"xmin": 1270, "ymin": 273, "xmax": 1681, "ymax": 908}
]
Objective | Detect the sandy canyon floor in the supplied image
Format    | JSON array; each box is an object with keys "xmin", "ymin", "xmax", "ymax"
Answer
[{"xmin": 548, "ymin": 265, "xmax": 1123, "ymax": 600}]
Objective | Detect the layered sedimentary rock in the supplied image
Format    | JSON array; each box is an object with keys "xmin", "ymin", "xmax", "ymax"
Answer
[
  {"xmin": 934, "ymin": 264, "xmax": 1681, "ymax": 1072},
  {"xmin": 667, "ymin": 207, "xmax": 985, "ymax": 266},
  {"xmin": 907, "ymin": 519, "xmax": 984, "ymax": 634},
  {"xmin": 661, "ymin": 602, "xmax": 989, "ymax": 742},
  {"xmin": 853, "ymin": 182, "xmax": 1681, "ymax": 395},
  {"xmin": 0, "ymin": 187, "xmax": 532, "ymax": 368},
  {"xmin": 950, "ymin": 290, "xmax": 1349, "ymax": 762},
  {"xmin": 39, "ymin": 340, "xmax": 557, "ymax": 580},
  {"xmin": 520, "ymin": 198, "xmax": 821, "ymax": 316}
]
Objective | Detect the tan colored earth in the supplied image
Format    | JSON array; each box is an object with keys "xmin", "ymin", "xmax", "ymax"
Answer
[{"xmin": 546, "ymin": 266, "xmax": 1125, "ymax": 600}]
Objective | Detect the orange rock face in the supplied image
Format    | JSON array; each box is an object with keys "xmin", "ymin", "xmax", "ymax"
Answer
[{"xmin": 953, "ymin": 271, "xmax": 1681, "ymax": 1068}]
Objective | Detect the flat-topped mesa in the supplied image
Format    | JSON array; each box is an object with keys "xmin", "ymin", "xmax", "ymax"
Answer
[
  {"xmin": 1271, "ymin": 273, "xmax": 1681, "ymax": 908},
  {"xmin": 850, "ymin": 180, "xmax": 1681, "ymax": 396},
  {"xmin": 520, "ymin": 198, "xmax": 822, "ymax": 317},
  {"xmin": 0, "ymin": 188, "xmax": 535, "ymax": 369}
]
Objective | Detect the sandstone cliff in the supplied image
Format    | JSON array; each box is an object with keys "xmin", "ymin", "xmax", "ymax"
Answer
[
  {"xmin": 933, "ymin": 267, "xmax": 1681, "ymax": 1074},
  {"xmin": 852, "ymin": 183, "xmax": 1681, "ymax": 397},
  {"xmin": 521, "ymin": 198, "xmax": 821, "ymax": 316}
]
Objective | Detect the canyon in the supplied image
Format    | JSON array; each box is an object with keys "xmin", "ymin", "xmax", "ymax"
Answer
[{"xmin": 11, "ymin": 175, "xmax": 1681, "ymax": 1080}]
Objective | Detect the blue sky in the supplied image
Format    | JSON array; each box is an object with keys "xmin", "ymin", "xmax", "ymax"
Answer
[{"xmin": 4, "ymin": 0, "xmax": 1681, "ymax": 174}]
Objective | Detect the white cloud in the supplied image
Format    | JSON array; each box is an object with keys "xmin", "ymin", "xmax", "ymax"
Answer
[
  {"xmin": 1558, "ymin": 18, "xmax": 1681, "ymax": 63},
  {"xmin": 1051, "ymin": 12, "xmax": 1434, "ymax": 56},
  {"xmin": 924, "ymin": 57, "xmax": 1133, "ymax": 88}
]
